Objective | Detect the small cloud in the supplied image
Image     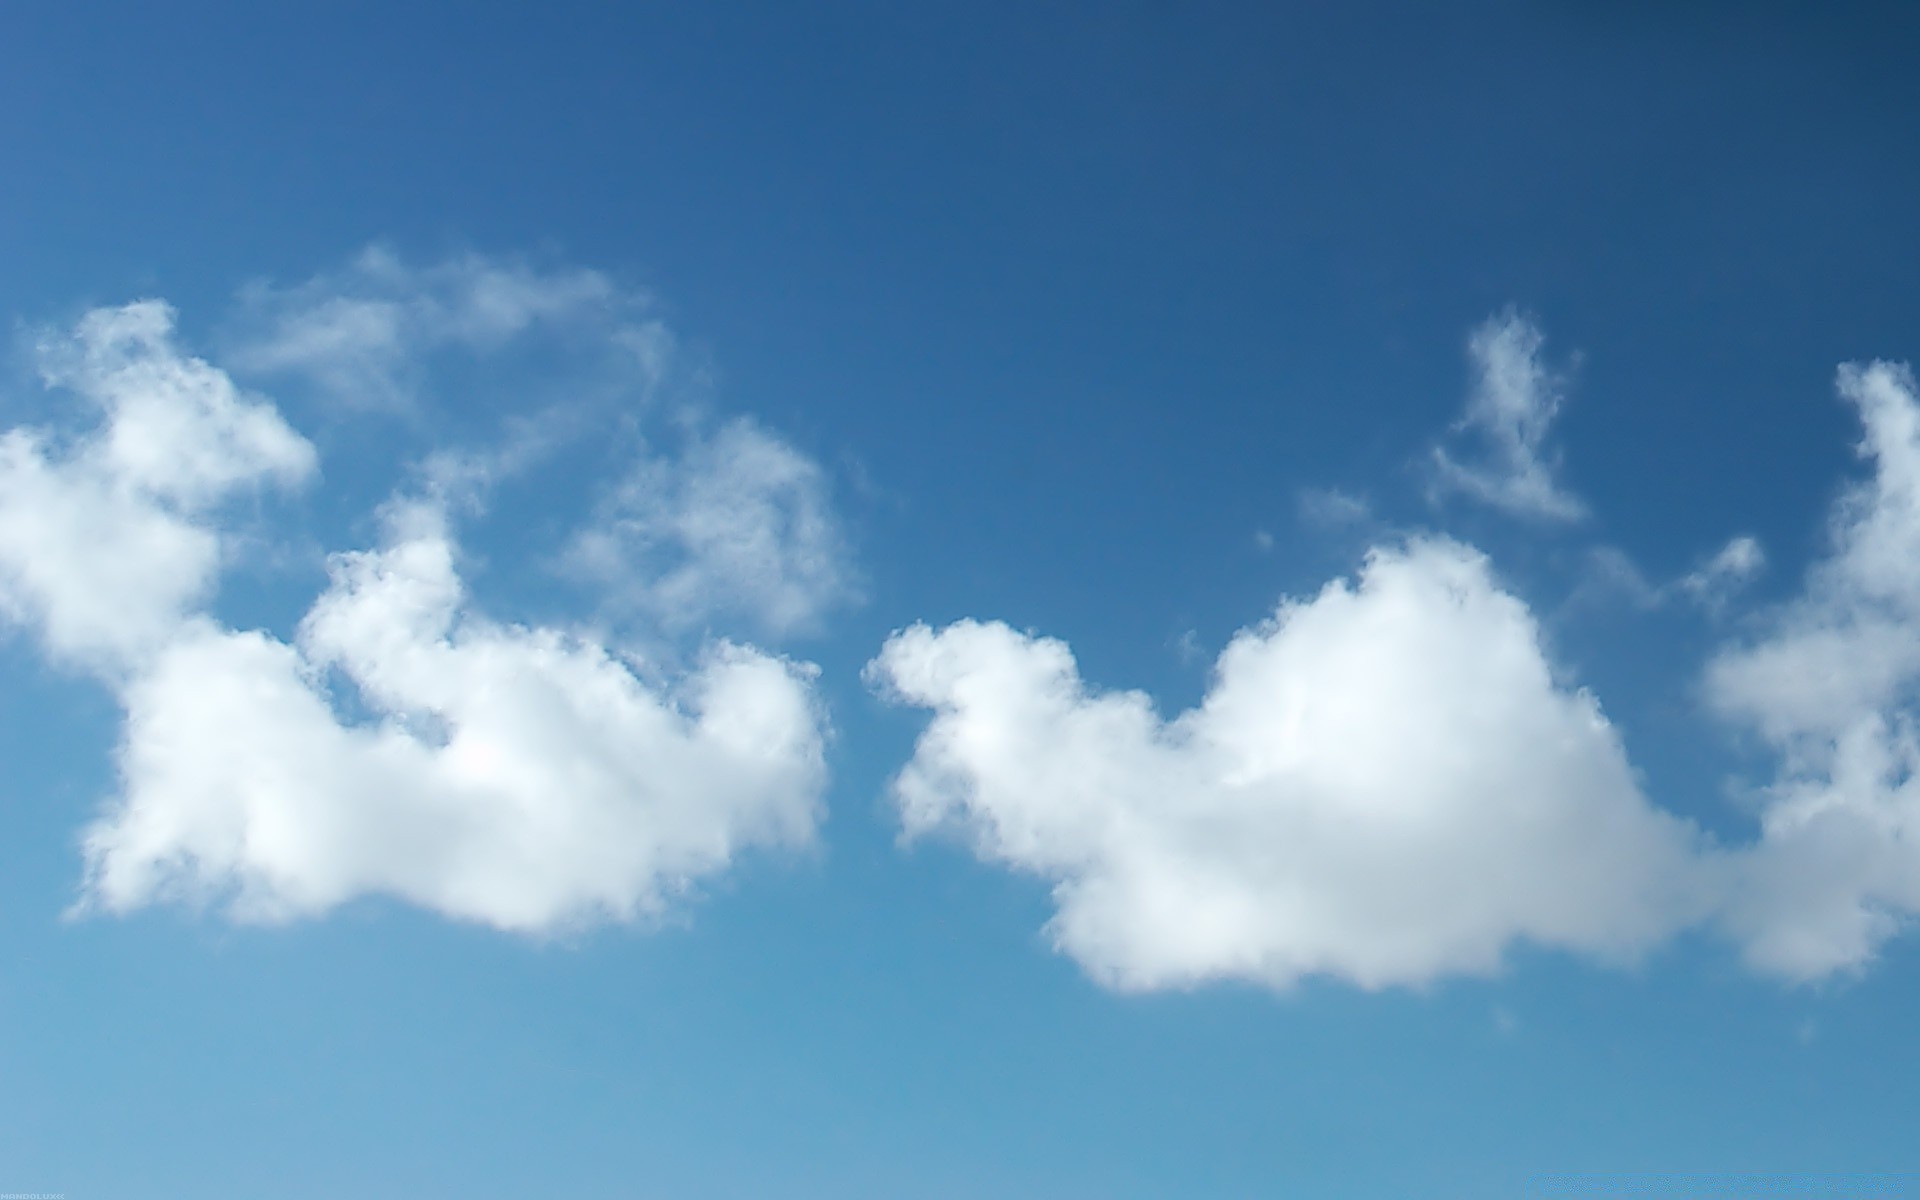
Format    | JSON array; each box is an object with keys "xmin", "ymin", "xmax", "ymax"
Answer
[
  {"xmin": 1680, "ymin": 535, "xmax": 1766, "ymax": 611},
  {"xmin": 1431, "ymin": 309, "xmax": 1587, "ymax": 523},
  {"xmin": 1297, "ymin": 487, "xmax": 1370, "ymax": 530},
  {"xmin": 1253, "ymin": 528, "xmax": 1275, "ymax": 553},
  {"xmin": 1571, "ymin": 546, "xmax": 1665, "ymax": 612},
  {"xmin": 1172, "ymin": 628, "xmax": 1203, "ymax": 664}
]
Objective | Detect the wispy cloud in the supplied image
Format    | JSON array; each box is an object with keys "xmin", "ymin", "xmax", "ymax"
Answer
[
  {"xmin": 1566, "ymin": 536, "xmax": 1766, "ymax": 615},
  {"xmin": 226, "ymin": 246, "xmax": 662, "ymax": 411},
  {"xmin": 1680, "ymin": 535, "xmax": 1766, "ymax": 611},
  {"xmin": 564, "ymin": 417, "xmax": 859, "ymax": 641},
  {"xmin": 224, "ymin": 246, "xmax": 858, "ymax": 643},
  {"xmin": 1296, "ymin": 486, "xmax": 1371, "ymax": 530},
  {"xmin": 1432, "ymin": 309, "xmax": 1587, "ymax": 522}
]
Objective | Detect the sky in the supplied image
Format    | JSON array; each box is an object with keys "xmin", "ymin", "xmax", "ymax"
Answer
[{"xmin": 4, "ymin": 3, "xmax": 1920, "ymax": 1197}]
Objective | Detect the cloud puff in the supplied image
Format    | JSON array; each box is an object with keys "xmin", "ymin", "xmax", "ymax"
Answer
[
  {"xmin": 3, "ymin": 289, "xmax": 833, "ymax": 932},
  {"xmin": 1707, "ymin": 362, "xmax": 1920, "ymax": 978},
  {"xmin": 564, "ymin": 418, "xmax": 858, "ymax": 639},
  {"xmin": 86, "ymin": 501, "xmax": 825, "ymax": 929},
  {"xmin": 1432, "ymin": 309, "xmax": 1587, "ymax": 522},
  {"xmin": 0, "ymin": 302, "xmax": 314, "ymax": 669},
  {"xmin": 870, "ymin": 539, "xmax": 1707, "ymax": 991}
]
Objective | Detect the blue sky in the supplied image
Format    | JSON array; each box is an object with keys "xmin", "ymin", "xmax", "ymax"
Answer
[{"xmin": 5, "ymin": 3, "xmax": 1920, "ymax": 1197}]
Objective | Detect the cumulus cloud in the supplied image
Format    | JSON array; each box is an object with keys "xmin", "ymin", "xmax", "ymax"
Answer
[
  {"xmin": 1707, "ymin": 362, "xmax": 1920, "ymax": 978},
  {"xmin": 1, "ymin": 288, "xmax": 833, "ymax": 932},
  {"xmin": 1432, "ymin": 309, "xmax": 1587, "ymax": 522},
  {"xmin": 870, "ymin": 539, "xmax": 1707, "ymax": 991},
  {"xmin": 0, "ymin": 302, "xmax": 314, "ymax": 668},
  {"xmin": 86, "ymin": 501, "xmax": 825, "ymax": 928},
  {"xmin": 868, "ymin": 347, "xmax": 1920, "ymax": 991},
  {"xmin": 564, "ymin": 418, "xmax": 857, "ymax": 639}
]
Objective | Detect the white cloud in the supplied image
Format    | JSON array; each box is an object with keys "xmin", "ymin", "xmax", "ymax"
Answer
[
  {"xmin": 0, "ymin": 302, "xmax": 314, "ymax": 669},
  {"xmin": 1432, "ymin": 309, "xmax": 1587, "ymax": 522},
  {"xmin": 564, "ymin": 417, "xmax": 857, "ymax": 639},
  {"xmin": 85, "ymin": 501, "xmax": 825, "ymax": 929},
  {"xmin": 0, "ymin": 293, "xmax": 832, "ymax": 933},
  {"xmin": 870, "ymin": 538, "xmax": 1707, "ymax": 991},
  {"xmin": 1707, "ymin": 362, "xmax": 1920, "ymax": 978}
]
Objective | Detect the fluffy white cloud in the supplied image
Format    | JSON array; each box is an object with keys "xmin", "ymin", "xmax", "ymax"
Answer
[
  {"xmin": 85, "ymin": 501, "xmax": 825, "ymax": 929},
  {"xmin": 1432, "ymin": 309, "xmax": 1587, "ymax": 522},
  {"xmin": 1707, "ymin": 362, "xmax": 1920, "ymax": 978},
  {"xmin": 870, "ymin": 538, "xmax": 1707, "ymax": 991},
  {"xmin": 0, "ymin": 302, "xmax": 314, "ymax": 669},
  {"xmin": 1, "ymin": 291, "xmax": 833, "ymax": 932},
  {"xmin": 565, "ymin": 418, "xmax": 857, "ymax": 639}
]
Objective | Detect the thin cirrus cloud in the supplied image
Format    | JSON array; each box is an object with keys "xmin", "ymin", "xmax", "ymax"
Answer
[
  {"xmin": 226, "ymin": 246, "xmax": 657, "ymax": 411},
  {"xmin": 0, "ymin": 255, "xmax": 839, "ymax": 932},
  {"xmin": 1431, "ymin": 308, "xmax": 1588, "ymax": 523}
]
